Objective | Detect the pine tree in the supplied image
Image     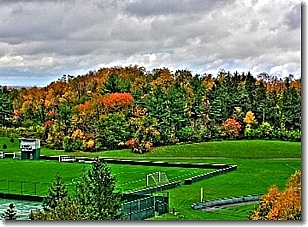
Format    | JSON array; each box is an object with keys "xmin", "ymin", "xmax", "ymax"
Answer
[
  {"xmin": 1, "ymin": 203, "xmax": 18, "ymax": 220},
  {"xmin": 30, "ymin": 198, "xmax": 81, "ymax": 220},
  {"xmin": 42, "ymin": 173, "xmax": 69, "ymax": 211},
  {"xmin": 76, "ymin": 157, "xmax": 123, "ymax": 220}
]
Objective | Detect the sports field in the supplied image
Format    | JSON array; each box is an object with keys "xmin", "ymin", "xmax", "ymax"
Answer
[{"xmin": 0, "ymin": 138, "xmax": 301, "ymax": 220}]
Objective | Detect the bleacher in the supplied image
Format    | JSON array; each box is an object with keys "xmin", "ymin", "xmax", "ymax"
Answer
[{"xmin": 58, "ymin": 155, "xmax": 76, "ymax": 162}]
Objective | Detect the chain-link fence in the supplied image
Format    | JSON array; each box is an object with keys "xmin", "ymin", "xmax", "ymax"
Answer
[
  {"xmin": 121, "ymin": 192, "xmax": 169, "ymax": 220},
  {"xmin": 0, "ymin": 180, "xmax": 78, "ymax": 198}
]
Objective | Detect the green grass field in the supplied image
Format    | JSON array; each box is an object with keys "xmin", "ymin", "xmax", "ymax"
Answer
[
  {"xmin": 0, "ymin": 158, "xmax": 211, "ymax": 196},
  {"xmin": 0, "ymin": 137, "xmax": 302, "ymax": 220},
  {"xmin": 0, "ymin": 137, "xmax": 20, "ymax": 153}
]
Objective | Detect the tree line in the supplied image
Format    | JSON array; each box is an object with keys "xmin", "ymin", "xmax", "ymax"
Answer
[{"xmin": 0, "ymin": 65, "xmax": 301, "ymax": 153}]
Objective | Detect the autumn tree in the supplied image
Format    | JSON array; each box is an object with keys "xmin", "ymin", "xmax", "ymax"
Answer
[
  {"xmin": 243, "ymin": 111, "xmax": 257, "ymax": 128},
  {"xmin": 127, "ymin": 105, "xmax": 160, "ymax": 153},
  {"xmin": 249, "ymin": 170, "xmax": 301, "ymax": 220},
  {"xmin": 220, "ymin": 118, "xmax": 242, "ymax": 139}
]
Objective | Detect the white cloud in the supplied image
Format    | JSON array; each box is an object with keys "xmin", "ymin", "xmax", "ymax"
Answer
[{"xmin": 0, "ymin": 0, "xmax": 301, "ymax": 86}]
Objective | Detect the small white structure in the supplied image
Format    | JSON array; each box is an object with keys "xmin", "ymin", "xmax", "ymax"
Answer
[{"xmin": 19, "ymin": 138, "xmax": 40, "ymax": 160}]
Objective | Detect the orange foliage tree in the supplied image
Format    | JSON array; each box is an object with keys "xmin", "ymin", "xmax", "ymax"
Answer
[
  {"xmin": 249, "ymin": 170, "xmax": 301, "ymax": 220},
  {"xmin": 220, "ymin": 118, "xmax": 241, "ymax": 139},
  {"xmin": 100, "ymin": 92, "xmax": 134, "ymax": 113}
]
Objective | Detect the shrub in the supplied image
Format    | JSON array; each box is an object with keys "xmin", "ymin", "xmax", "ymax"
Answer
[
  {"xmin": 177, "ymin": 126, "xmax": 195, "ymax": 142},
  {"xmin": 10, "ymin": 138, "xmax": 14, "ymax": 143},
  {"xmin": 3, "ymin": 144, "xmax": 7, "ymax": 149},
  {"xmin": 220, "ymin": 118, "xmax": 241, "ymax": 139},
  {"xmin": 62, "ymin": 136, "xmax": 74, "ymax": 152}
]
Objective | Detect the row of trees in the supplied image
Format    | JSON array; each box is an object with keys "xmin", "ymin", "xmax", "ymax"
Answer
[{"xmin": 0, "ymin": 66, "xmax": 301, "ymax": 153}]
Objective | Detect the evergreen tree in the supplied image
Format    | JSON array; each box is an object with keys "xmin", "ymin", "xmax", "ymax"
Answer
[
  {"xmin": 30, "ymin": 198, "xmax": 81, "ymax": 220},
  {"xmin": 101, "ymin": 73, "xmax": 131, "ymax": 94},
  {"xmin": 1, "ymin": 203, "xmax": 18, "ymax": 220},
  {"xmin": 252, "ymin": 81, "xmax": 267, "ymax": 124},
  {"xmin": 0, "ymin": 86, "xmax": 14, "ymax": 127},
  {"xmin": 207, "ymin": 79, "xmax": 229, "ymax": 124},
  {"xmin": 42, "ymin": 173, "xmax": 69, "ymax": 211},
  {"xmin": 76, "ymin": 157, "xmax": 123, "ymax": 220},
  {"xmin": 280, "ymin": 87, "xmax": 301, "ymax": 130}
]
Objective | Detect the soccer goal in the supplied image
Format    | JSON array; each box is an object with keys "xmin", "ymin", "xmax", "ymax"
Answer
[{"xmin": 146, "ymin": 171, "xmax": 169, "ymax": 187}]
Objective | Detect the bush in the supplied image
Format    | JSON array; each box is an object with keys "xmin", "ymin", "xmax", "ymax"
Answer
[
  {"xmin": 62, "ymin": 136, "xmax": 74, "ymax": 152},
  {"xmin": 245, "ymin": 125, "xmax": 301, "ymax": 142},
  {"xmin": 3, "ymin": 144, "xmax": 7, "ymax": 149},
  {"xmin": 220, "ymin": 118, "xmax": 242, "ymax": 139},
  {"xmin": 177, "ymin": 126, "xmax": 211, "ymax": 143},
  {"xmin": 10, "ymin": 138, "xmax": 14, "ymax": 143},
  {"xmin": 177, "ymin": 126, "xmax": 195, "ymax": 142},
  {"xmin": 279, "ymin": 129, "xmax": 301, "ymax": 142}
]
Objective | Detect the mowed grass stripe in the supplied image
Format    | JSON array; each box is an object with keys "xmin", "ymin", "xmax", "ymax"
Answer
[{"xmin": 0, "ymin": 159, "xmax": 211, "ymax": 195}]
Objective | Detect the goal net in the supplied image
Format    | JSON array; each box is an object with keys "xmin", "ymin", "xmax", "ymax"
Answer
[{"xmin": 146, "ymin": 171, "xmax": 169, "ymax": 187}]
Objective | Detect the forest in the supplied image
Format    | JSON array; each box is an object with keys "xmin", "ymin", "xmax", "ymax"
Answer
[{"xmin": 0, "ymin": 65, "xmax": 301, "ymax": 153}]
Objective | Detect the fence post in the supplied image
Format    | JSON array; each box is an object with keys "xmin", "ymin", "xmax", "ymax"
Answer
[{"xmin": 130, "ymin": 204, "xmax": 132, "ymax": 220}]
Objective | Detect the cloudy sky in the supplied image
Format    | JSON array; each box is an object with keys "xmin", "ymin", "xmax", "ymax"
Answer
[{"xmin": 0, "ymin": 0, "xmax": 302, "ymax": 86}]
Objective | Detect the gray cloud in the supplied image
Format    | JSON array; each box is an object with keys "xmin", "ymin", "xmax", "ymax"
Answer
[
  {"xmin": 123, "ymin": 0, "xmax": 223, "ymax": 17},
  {"xmin": 285, "ymin": 3, "xmax": 301, "ymax": 30},
  {"xmin": 0, "ymin": 0, "xmax": 301, "ymax": 86}
]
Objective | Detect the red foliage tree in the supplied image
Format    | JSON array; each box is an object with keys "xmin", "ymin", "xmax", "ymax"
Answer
[
  {"xmin": 100, "ymin": 93, "xmax": 134, "ymax": 112},
  {"xmin": 221, "ymin": 118, "xmax": 242, "ymax": 139}
]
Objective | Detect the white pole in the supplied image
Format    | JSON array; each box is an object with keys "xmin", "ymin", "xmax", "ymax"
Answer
[
  {"xmin": 146, "ymin": 175, "xmax": 148, "ymax": 186},
  {"xmin": 201, "ymin": 188, "xmax": 203, "ymax": 202},
  {"xmin": 158, "ymin": 171, "xmax": 161, "ymax": 183}
]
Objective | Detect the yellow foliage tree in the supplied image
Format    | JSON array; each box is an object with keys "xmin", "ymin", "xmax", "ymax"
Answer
[
  {"xmin": 249, "ymin": 171, "xmax": 301, "ymax": 220},
  {"xmin": 243, "ymin": 111, "xmax": 257, "ymax": 128}
]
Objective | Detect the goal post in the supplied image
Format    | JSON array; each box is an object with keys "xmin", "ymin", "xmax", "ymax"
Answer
[{"xmin": 146, "ymin": 171, "xmax": 169, "ymax": 187}]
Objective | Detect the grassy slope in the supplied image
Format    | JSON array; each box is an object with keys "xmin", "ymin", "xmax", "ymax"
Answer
[
  {"xmin": 0, "ymin": 137, "xmax": 20, "ymax": 153},
  {"xmin": 38, "ymin": 140, "xmax": 301, "ymax": 160},
  {"xmin": 0, "ymin": 137, "xmax": 301, "ymax": 159}
]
